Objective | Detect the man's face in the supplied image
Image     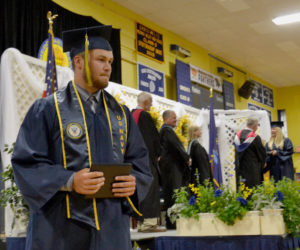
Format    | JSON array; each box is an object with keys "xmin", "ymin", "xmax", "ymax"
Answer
[
  {"xmin": 144, "ymin": 97, "xmax": 152, "ymax": 111},
  {"xmin": 84, "ymin": 49, "xmax": 114, "ymax": 90},
  {"xmin": 166, "ymin": 112, "xmax": 177, "ymax": 128}
]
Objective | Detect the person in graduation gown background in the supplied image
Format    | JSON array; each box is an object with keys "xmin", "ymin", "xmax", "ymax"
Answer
[
  {"xmin": 132, "ymin": 92, "xmax": 165, "ymax": 232},
  {"xmin": 159, "ymin": 110, "xmax": 191, "ymax": 229},
  {"xmin": 11, "ymin": 25, "xmax": 152, "ymax": 250},
  {"xmin": 187, "ymin": 125, "xmax": 212, "ymax": 185},
  {"xmin": 265, "ymin": 121, "xmax": 295, "ymax": 181},
  {"xmin": 234, "ymin": 117, "xmax": 266, "ymax": 188}
]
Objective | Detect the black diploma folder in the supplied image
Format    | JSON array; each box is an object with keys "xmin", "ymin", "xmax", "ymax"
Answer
[{"xmin": 85, "ymin": 163, "xmax": 132, "ymax": 199}]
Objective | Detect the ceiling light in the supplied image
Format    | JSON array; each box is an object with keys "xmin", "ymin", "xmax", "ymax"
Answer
[{"xmin": 272, "ymin": 12, "xmax": 300, "ymax": 25}]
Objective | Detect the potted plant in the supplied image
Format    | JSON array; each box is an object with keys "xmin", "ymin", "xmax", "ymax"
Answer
[
  {"xmin": 168, "ymin": 179, "xmax": 260, "ymax": 236},
  {"xmin": 0, "ymin": 143, "xmax": 29, "ymax": 235},
  {"xmin": 251, "ymin": 178, "xmax": 285, "ymax": 235},
  {"xmin": 275, "ymin": 178, "xmax": 300, "ymax": 236}
]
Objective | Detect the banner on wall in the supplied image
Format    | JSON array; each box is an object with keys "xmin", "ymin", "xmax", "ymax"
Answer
[
  {"xmin": 223, "ymin": 80, "xmax": 235, "ymax": 110},
  {"xmin": 136, "ymin": 22, "xmax": 164, "ymax": 63},
  {"xmin": 137, "ymin": 63, "xmax": 164, "ymax": 97},
  {"xmin": 248, "ymin": 103, "xmax": 272, "ymax": 122},
  {"xmin": 262, "ymin": 85, "xmax": 274, "ymax": 107},
  {"xmin": 190, "ymin": 64, "xmax": 222, "ymax": 92},
  {"xmin": 251, "ymin": 80, "xmax": 274, "ymax": 108},
  {"xmin": 251, "ymin": 80, "xmax": 263, "ymax": 103},
  {"xmin": 176, "ymin": 59, "xmax": 192, "ymax": 106}
]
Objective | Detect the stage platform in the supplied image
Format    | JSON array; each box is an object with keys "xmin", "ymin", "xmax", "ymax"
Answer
[
  {"xmin": 130, "ymin": 229, "xmax": 300, "ymax": 250},
  {"xmin": 131, "ymin": 228, "xmax": 176, "ymax": 241},
  {"xmin": 4, "ymin": 230, "xmax": 300, "ymax": 250}
]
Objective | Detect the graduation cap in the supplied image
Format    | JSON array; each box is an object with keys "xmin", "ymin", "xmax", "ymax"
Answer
[
  {"xmin": 271, "ymin": 121, "xmax": 284, "ymax": 128},
  {"xmin": 62, "ymin": 25, "xmax": 113, "ymax": 87},
  {"xmin": 62, "ymin": 25, "xmax": 113, "ymax": 59}
]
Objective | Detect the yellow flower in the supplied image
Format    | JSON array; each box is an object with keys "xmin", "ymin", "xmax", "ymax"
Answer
[
  {"xmin": 175, "ymin": 115, "xmax": 190, "ymax": 147},
  {"xmin": 210, "ymin": 201, "xmax": 216, "ymax": 206},
  {"xmin": 148, "ymin": 107, "xmax": 163, "ymax": 130},
  {"xmin": 239, "ymin": 183, "xmax": 245, "ymax": 192}
]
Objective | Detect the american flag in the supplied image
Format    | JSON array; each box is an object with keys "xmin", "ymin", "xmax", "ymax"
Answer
[
  {"xmin": 208, "ymin": 89, "xmax": 222, "ymax": 189},
  {"xmin": 42, "ymin": 30, "xmax": 58, "ymax": 97}
]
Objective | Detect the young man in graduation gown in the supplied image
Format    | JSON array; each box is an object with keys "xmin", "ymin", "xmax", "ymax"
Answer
[
  {"xmin": 132, "ymin": 92, "xmax": 165, "ymax": 232},
  {"xmin": 159, "ymin": 110, "xmax": 191, "ymax": 229},
  {"xmin": 234, "ymin": 117, "xmax": 266, "ymax": 188},
  {"xmin": 265, "ymin": 121, "xmax": 295, "ymax": 181},
  {"xmin": 11, "ymin": 26, "xmax": 152, "ymax": 250}
]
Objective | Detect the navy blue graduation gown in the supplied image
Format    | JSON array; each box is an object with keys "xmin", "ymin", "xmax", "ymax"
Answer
[
  {"xmin": 266, "ymin": 138, "xmax": 295, "ymax": 181},
  {"xmin": 11, "ymin": 83, "xmax": 152, "ymax": 250}
]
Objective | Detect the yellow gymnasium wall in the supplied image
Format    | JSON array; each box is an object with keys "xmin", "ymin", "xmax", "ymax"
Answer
[
  {"xmin": 277, "ymin": 86, "xmax": 300, "ymax": 173},
  {"xmin": 53, "ymin": 0, "xmax": 278, "ymax": 125}
]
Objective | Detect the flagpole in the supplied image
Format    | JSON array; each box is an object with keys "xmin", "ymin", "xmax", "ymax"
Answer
[
  {"xmin": 43, "ymin": 11, "xmax": 58, "ymax": 98},
  {"xmin": 208, "ymin": 87, "xmax": 222, "ymax": 189}
]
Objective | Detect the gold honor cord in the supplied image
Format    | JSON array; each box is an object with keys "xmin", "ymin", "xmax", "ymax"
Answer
[
  {"xmin": 72, "ymin": 81, "xmax": 100, "ymax": 230},
  {"xmin": 118, "ymin": 104, "xmax": 128, "ymax": 145},
  {"xmin": 102, "ymin": 91, "xmax": 113, "ymax": 144},
  {"xmin": 102, "ymin": 92, "xmax": 142, "ymax": 216},
  {"xmin": 54, "ymin": 93, "xmax": 71, "ymax": 219},
  {"xmin": 85, "ymin": 34, "xmax": 93, "ymax": 87}
]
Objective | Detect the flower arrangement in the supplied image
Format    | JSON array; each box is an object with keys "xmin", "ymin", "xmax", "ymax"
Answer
[
  {"xmin": 148, "ymin": 106, "xmax": 163, "ymax": 131},
  {"xmin": 168, "ymin": 176, "xmax": 300, "ymax": 235},
  {"xmin": 276, "ymin": 178, "xmax": 300, "ymax": 236},
  {"xmin": 175, "ymin": 115, "xmax": 190, "ymax": 147},
  {"xmin": 251, "ymin": 178, "xmax": 283, "ymax": 210},
  {"xmin": 212, "ymin": 182, "xmax": 253, "ymax": 225},
  {"xmin": 168, "ymin": 178, "xmax": 253, "ymax": 226},
  {"xmin": 0, "ymin": 143, "xmax": 29, "ymax": 227}
]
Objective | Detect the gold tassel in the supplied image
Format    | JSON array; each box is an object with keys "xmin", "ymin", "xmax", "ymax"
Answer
[
  {"xmin": 126, "ymin": 197, "xmax": 142, "ymax": 216},
  {"xmin": 85, "ymin": 33, "xmax": 93, "ymax": 87}
]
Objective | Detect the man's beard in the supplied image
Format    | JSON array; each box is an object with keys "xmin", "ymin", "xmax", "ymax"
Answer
[{"xmin": 82, "ymin": 67, "xmax": 109, "ymax": 89}]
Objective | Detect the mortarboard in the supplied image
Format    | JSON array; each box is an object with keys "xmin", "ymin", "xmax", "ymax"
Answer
[
  {"xmin": 62, "ymin": 25, "xmax": 113, "ymax": 87},
  {"xmin": 62, "ymin": 25, "xmax": 113, "ymax": 59},
  {"xmin": 271, "ymin": 121, "xmax": 284, "ymax": 128}
]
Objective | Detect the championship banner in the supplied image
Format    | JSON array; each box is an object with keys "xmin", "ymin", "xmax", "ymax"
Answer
[
  {"xmin": 250, "ymin": 80, "xmax": 263, "ymax": 103},
  {"xmin": 262, "ymin": 85, "xmax": 274, "ymax": 108},
  {"xmin": 136, "ymin": 22, "xmax": 164, "ymax": 63},
  {"xmin": 251, "ymin": 80, "xmax": 274, "ymax": 108},
  {"xmin": 190, "ymin": 64, "xmax": 222, "ymax": 92},
  {"xmin": 137, "ymin": 63, "xmax": 164, "ymax": 97},
  {"xmin": 176, "ymin": 59, "xmax": 192, "ymax": 106},
  {"xmin": 223, "ymin": 80, "xmax": 235, "ymax": 110}
]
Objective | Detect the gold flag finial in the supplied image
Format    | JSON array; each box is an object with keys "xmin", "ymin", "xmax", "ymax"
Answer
[
  {"xmin": 47, "ymin": 11, "xmax": 58, "ymax": 32},
  {"xmin": 210, "ymin": 88, "xmax": 213, "ymax": 98}
]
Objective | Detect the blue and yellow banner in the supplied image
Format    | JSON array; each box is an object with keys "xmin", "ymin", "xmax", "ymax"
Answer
[
  {"xmin": 136, "ymin": 22, "xmax": 164, "ymax": 63},
  {"xmin": 137, "ymin": 63, "xmax": 164, "ymax": 97}
]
